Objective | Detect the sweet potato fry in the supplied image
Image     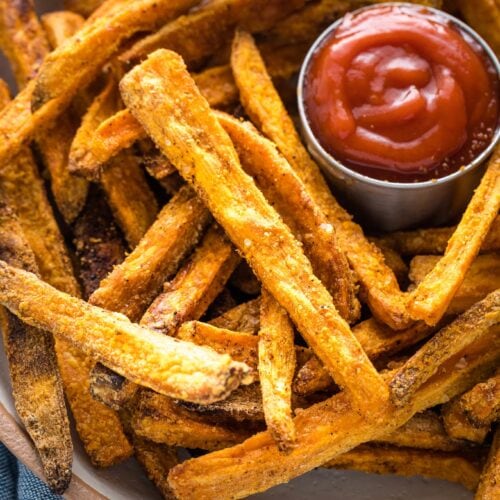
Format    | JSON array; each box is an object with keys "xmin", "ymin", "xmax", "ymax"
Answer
[
  {"xmin": 132, "ymin": 390, "xmax": 252, "ymax": 450},
  {"xmin": 119, "ymin": 0, "xmax": 306, "ymax": 66},
  {"xmin": 442, "ymin": 371, "xmax": 500, "ymax": 443},
  {"xmin": 324, "ymin": 444, "xmax": 481, "ymax": 491},
  {"xmin": 230, "ymin": 29, "xmax": 410, "ymax": 330},
  {"xmin": 258, "ymin": 290, "xmax": 296, "ymax": 452},
  {"xmin": 64, "ymin": 0, "xmax": 106, "ymax": 17},
  {"xmin": 0, "ymin": 203, "xmax": 72, "ymax": 494},
  {"xmin": 475, "ymin": 428, "xmax": 499, "ymax": 500},
  {"xmin": 409, "ymin": 254, "xmax": 500, "ymax": 315},
  {"xmin": 376, "ymin": 216, "xmax": 500, "ymax": 256},
  {"xmin": 209, "ymin": 297, "xmax": 261, "ymax": 334},
  {"xmin": 168, "ymin": 329, "xmax": 499, "ymax": 498},
  {"xmin": 41, "ymin": 11, "xmax": 85, "ymax": 48},
  {"xmin": 0, "ymin": 261, "xmax": 252, "ymax": 403},
  {"xmin": 390, "ymin": 291, "xmax": 500, "ymax": 406},
  {"xmin": 217, "ymin": 111, "xmax": 359, "ymax": 323},
  {"xmin": 141, "ymin": 225, "xmax": 239, "ymax": 334},
  {"xmin": 408, "ymin": 150, "xmax": 500, "ymax": 325},
  {"xmin": 120, "ymin": 48, "xmax": 388, "ymax": 416},
  {"xmin": 90, "ymin": 185, "xmax": 210, "ymax": 321}
]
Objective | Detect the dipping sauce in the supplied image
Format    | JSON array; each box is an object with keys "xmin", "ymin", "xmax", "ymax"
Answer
[{"xmin": 304, "ymin": 4, "xmax": 499, "ymax": 182}]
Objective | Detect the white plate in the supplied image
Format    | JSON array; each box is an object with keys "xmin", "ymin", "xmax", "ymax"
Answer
[{"xmin": 0, "ymin": 1, "xmax": 474, "ymax": 498}]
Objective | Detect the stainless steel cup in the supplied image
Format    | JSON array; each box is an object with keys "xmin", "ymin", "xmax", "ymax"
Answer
[{"xmin": 297, "ymin": 2, "xmax": 500, "ymax": 232}]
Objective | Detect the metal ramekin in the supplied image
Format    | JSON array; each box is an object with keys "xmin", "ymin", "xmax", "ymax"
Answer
[{"xmin": 297, "ymin": 2, "xmax": 500, "ymax": 232}]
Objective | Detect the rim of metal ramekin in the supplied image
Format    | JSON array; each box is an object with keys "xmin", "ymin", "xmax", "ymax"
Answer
[{"xmin": 297, "ymin": 2, "xmax": 500, "ymax": 190}]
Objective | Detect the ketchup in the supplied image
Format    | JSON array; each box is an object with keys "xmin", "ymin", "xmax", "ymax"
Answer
[{"xmin": 304, "ymin": 4, "xmax": 499, "ymax": 182}]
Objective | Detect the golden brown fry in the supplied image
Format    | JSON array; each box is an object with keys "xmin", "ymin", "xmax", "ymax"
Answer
[
  {"xmin": 137, "ymin": 139, "xmax": 177, "ymax": 180},
  {"xmin": 458, "ymin": 0, "xmax": 500, "ymax": 56},
  {"xmin": 376, "ymin": 216, "xmax": 500, "ymax": 255},
  {"xmin": 141, "ymin": 225, "xmax": 240, "ymax": 335},
  {"xmin": 217, "ymin": 111, "xmax": 359, "ymax": 323},
  {"xmin": 442, "ymin": 371, "xmax": 500, "ymax": 443},
  {"xmin": 376, "ymin": 244, "xmax": 408, "ymax": 285},
  {"xmin": 90, "ymin": 185, "xmax": 210, "ymax": 321},
  {"xmin": 168, "ymin": 330, "xmax": 499, "ymax": 498},
  {"xmin": 324, "ymin": 444, "xmax": 481, "ymax": 491},
  {"xmin": 132, "ymin": 390, "xmax": 252, "ymax": 450},
  {"xmin": 409, "ymin": 254, "xmax": 500, "ymax": 316},
  {"xmin": 209, "ymin": 297, "xmax": 261, "ymax": 334},
  {"xmin": 119, "ymin": 0, "xmax": 306, "ymax": 65},
  {"xmin": 41, "ymin": 11, "xmax": 85, "ymax": 47},
  {"xmin": 120, "ymin": 48, "xmax": 388, "ymax": 416},
  {"xmin": 258, "ymin": 290, "xmax": 296, "ymax": 452},
  {"xmin": 408, "ymin": 150, "xmax": 500, "ymax": 325},
  {"xmin": 390, "ymin": 291, "xmax": 500, "ymax": 406},
  {"xmin": 0, "ymin": 261, "xmax": 252, "ymax": 403},
  {"xmin": 0, "ymin": 203, "xmax": 72, "ymax": 494},
  {"xmin": 64, "ymin": 0, "xmax": 106, "ymax": 17},
  {"xmin": 475, "ymin": 428, "xmax": 499, "ymax": 499},
  {"xmin": 230, "ymin": 29, "xmax": 410, "ymax": 330}
]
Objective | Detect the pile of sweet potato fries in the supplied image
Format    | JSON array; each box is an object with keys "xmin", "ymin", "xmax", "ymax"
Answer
[{"xmin": 0, "ymin": 0, "xmax": 498, "ymax": 498}]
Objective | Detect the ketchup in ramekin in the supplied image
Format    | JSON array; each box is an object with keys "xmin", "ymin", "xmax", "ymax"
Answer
[{"xmin": 303, "ymin": 3, "xmax": 499, "ymax": 183}]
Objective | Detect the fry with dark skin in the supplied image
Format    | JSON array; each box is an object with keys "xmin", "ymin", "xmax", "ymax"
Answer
[
  {"xmin": 0, "ymin": 261, "xmax": 252, "ymax": 404},
  {"xmin": 475, "ymin": 428, "xmax": 499, "ymax": 500},
  {"xmin": 390, "ymin": 291, "xmax": 500, "ymax": 406},
  {"xmin": 168, "ymin": 329, "xmax": 499, "ymax": 498},
  {"xmin": 120, "ymin": 48, "xmax": 389, "ymax": 417},
  {"xmin": 90, "ymin": 185, "xmax": 211, "ymax": 321},
  {"xmin": 141, "ymin": 225, "xmax": 240, "ymax": 335},
  {"xmin": 230, "ymin": 29, "xmax": 410, "ymax": 330},
  {"xmin": 258, "ymin": 290, "xmax": 296, "ymax": 452},
  {"xmin": 217, "ymin": 111, "xmax": 359, "ymax": 323},
  {"xmin": 0, "ymin": 203, "xmax": 72, "ymax": 494}
]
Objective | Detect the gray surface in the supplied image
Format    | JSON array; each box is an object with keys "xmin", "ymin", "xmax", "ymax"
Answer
[{"xmin": 0, "ymin": 1, "xmax": 475, "ymax": 498}]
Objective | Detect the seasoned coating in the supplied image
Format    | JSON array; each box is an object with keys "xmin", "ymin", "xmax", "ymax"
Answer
[
  {"xmin": 390, "ymin": 291, "xmax": 500, "ymax": 406},
  {"xmin": 230, "ymin": 30, "xmax": 410, "ymax": 330},
  {"xmin": 141, "ymin": 225, "xmax": 240, "ymax": 335},
  {"xmin": 120, "ymin": 0, "xmax": 307, "ymax": 65},
  {"xmin": 258, "ymin": 290, "xmax": 296, "ymax": 452},
  {"xmin": 132, "ymin": 390, "xmax": 252, "ymax": 450},
  {"xmin": 475, "ymin": 428, "xmax": 499, "ymax": 499},
  {"xmin": 324, "ymin": 444, "xmax": 481, "ymax": 491},
  {"xmin": 72, "ymin": 186, "xmax": 126, "ymax": 299},
  {"xmin": 217, "ymin": 111, "xmax": 359, "ymax": 323},
  {"xmin": 409, "ymin": 254, "xmax": 500, "ymax": 315},
  {"xmin": 0, "ymin": 204, "xmax": 72, "ymax": 494},
  {"xmin": 209, "ymin": 297, "xmax": 261, "ymax": 334},
  {"xmin": 120, "ymin": 48, "xmax": 388, "ymax": 417},
  {"xmin": 376, "ymin": 216, "xmax": 500, "ymax": 256},
  {"xmin": 442, "ymin": 371, "xmax": 500, "ymax": 443},
  {"xmin": 90, "ymin": 185, "xmax": 210, "ymax": 321},
  {"xmin": 408, "ymin": 150, "xmax": 500, "ymax": 325},
  {"xmin": 0, "ymin": 261, "xmax": 252, "ymax": 403},
  {"xmin": 168, "ymin": 331, "xmax": 499, "ymax": 498}
]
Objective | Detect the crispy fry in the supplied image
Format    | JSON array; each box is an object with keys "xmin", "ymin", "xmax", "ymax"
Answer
[
  {"xmin": 168, "ymin": 329, "xmax": 499, "ymax": 498},
  {"xmin": 132, "ymin": 390, "xmax": 252, "ymax": 450},
  {"xmin": 120, "ymin": 48, "xmax": 388, "ymax": 416},
  {"xmin": 230, "ymin": 29, "xmax": 410, "ymax": 330},
  {"xmin": 0, "ymin": 203, "xmax": 72, "ymax": 494},
  {"xmin": 408, "ymin": 150, "xmax": 500, "ymax": 325},
  {"xmin": 475, "ymin": 428, "xmax": 499, "ymax": 499},
  {"xmin": 90, "ymin": 185, "xmax": 210, "ymax": 321},
  {"xmin": 137, "ymin": 140, "xmax": 177, "ymax": 180},
  {"xmin": 64, "ymin": 0, "xmax": 106, "ymax": 17},
  {"xmin": 324, "ymin": 444, "xmax": 481, "ymax": 491},
  {"xmin": 0, "ymin": 261, "xmax": 252, "ymax": 403},
  {"xmin": 458, "ymin": 0, "xmax": 500, "ymax": 56},
  {"xmin": 141, "ymin": 225, "xmax": 240, "ymax": 335},
  {"xmin": 258, "ymin": 290, "xmax": 296, "ymax": 452},
  {"xmin": 442, "ymin": 371, "xmax": 500, "ymax": 443},
  {"xmin": 409, "ymin": 254, "xmax": 500, "ymax": 316},
  {"xmin": 72, "ymin": 186, "xmax": 126, "ymax": 299},
  {"xmin": 376, "ymin": 244, "xmax": 408, "ymax": 285},
  {"xmin": 209, "ymin": 297, "xmax": 261, "ymax": 334},
  {"xmin": 390, "ymin": 291, "xmax": 500, "ymax": 406},
  {"xmin": 376, "ymin": 216, "xmax": 500, "ymax": 256},
  {"xmin": 119, "ymin": 0, "xmax": 306, "ymax": 65},
  {"xmin": 41, "ymin": 11, "xmax": 85, "ymax": 48},
  {"xmin": 217, "ymin": 111, "xmax": 359, "ymax": 323}
]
